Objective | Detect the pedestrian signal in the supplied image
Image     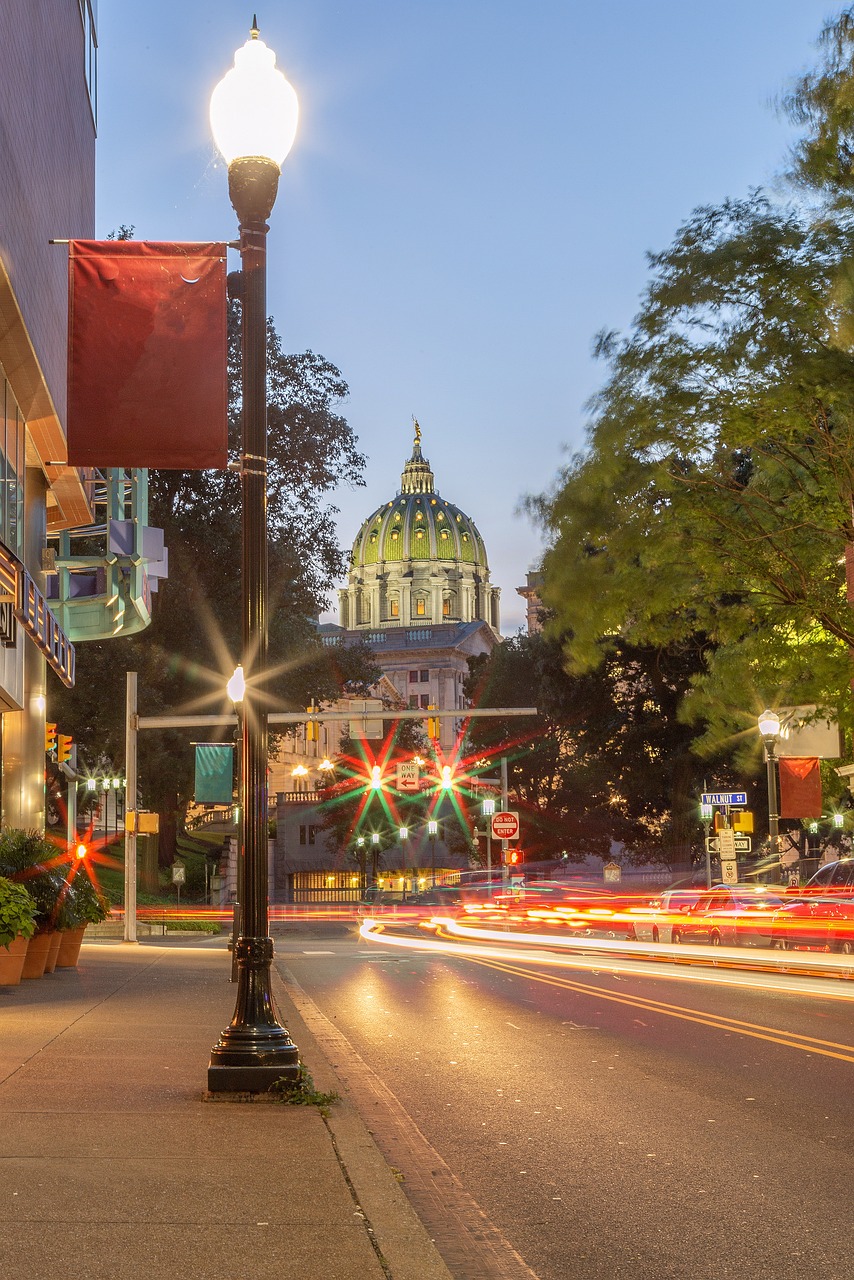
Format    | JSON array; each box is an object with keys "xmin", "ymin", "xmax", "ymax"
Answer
[
  {"xmin": 713, "ymin": 812, "xmax": 729, "ymax": 832},
  {"xmin": 505, "ymin": 848, "xmax": 522, "ymax": 865},
  {"xmin": 57, "ymin": 734, "xmax": 73, "ymax": 764}
]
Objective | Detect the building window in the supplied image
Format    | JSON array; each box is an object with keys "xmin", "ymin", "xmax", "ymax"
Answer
[
  {"xmin": 409, "ymin": 695, "xmax": 418, "ymax": 708},
  {"xmin": 389, "ymin": 598, "xmax": 399, "ymax": 617},
  {"xmin": 0, "ymin": 371, "xmax": 25, "ymax": 560},
  {"xmin": 299, "ymin": 825, "xmax": 318, "ymax": 846},
  {"xmin": 416, "ymin": 598, "xmax": 426, "ymax": 616},
  {"xmin": 420, "ymin": 694, "xmax": 430, "ymax": 709},
  {"xmin": 78, "ymin": 0, "xmax": 98, "ymax": 126},
  {"xmin": 409, "ymin": 670, "xmax": 419, "ymax": 682},
  {"xmin": 420, "ymin": 669, "xmax": 429, "ymax": 681},
  {"xmin": 443, "ymin": 597, "xmax": 452, "ymax": 617}
]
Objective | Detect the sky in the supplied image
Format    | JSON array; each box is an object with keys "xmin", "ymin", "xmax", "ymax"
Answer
[{"xmin": 95, "ymin": 1, "xmax": 839, "ymax": 632}]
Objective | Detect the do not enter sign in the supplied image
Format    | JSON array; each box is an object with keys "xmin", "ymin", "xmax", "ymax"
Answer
[{"xmin": 491, "ymin": 811, "xmax": 519, "ymax": 840}]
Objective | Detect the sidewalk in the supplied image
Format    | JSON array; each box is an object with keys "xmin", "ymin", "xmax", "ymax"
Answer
[{"xmin": 0, "ymin": 938, "xmax": 453, "ymax": 1280}]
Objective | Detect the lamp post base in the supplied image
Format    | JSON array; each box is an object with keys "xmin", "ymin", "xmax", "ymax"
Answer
[
  {"xmin": 207, "ymin": 935, "xmax": 300, "ymax": 1093},
  {"xmin": 208, "ymin": 1058, "xmax": 299, "ymax": 1093}
]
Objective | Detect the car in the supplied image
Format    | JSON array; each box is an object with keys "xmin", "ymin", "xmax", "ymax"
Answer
[
  {"xmin": 629, "ymin": 888, "xmax": 706, "ymax": 944},
  {"xmin": 771, "ymin": 861, "xmax": 854, "ymax": 953},
  {"xmin": 671, "ymin": 885, "xmax": 785, "ymax": 948}
]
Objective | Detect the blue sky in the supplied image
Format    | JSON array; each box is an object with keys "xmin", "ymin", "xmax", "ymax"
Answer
[{"xmin": 96, "ymin": 1, "xmax": 837, "ymax": 631}]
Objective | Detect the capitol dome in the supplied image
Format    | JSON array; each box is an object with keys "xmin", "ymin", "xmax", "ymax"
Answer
[{"xmin": 338, "ymin": 424, "xmax": 501, "ymax": 634}]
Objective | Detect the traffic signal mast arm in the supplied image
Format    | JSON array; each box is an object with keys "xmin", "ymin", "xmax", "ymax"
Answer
[{"xmin": 137, "ymin": 706, "xmax": 539, "ymax": 729}]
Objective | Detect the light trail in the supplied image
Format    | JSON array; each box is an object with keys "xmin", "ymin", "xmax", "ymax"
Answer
[{"xmin": 358, "ymin": 918, "xmax": 854, "ymax": 1002}]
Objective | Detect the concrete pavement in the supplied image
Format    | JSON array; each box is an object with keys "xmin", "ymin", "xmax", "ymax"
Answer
[{"xmin": 0, "ymin": 937, "xmax": 453, "ymax": 1280}]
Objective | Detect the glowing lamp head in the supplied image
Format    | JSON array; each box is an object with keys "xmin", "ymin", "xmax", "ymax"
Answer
[
  {"xmin": 370, "ymin": 765, "xmax": 383, "ymax": 791},
  {"xmin": 75, "ymin": 843, "xmax": 87, "ymax": 860},
  {"xmin": 227, "ymin": 664, "xmax": 245, "ymax": 704},
  {"xmin": 210, "ymin": 25, "xmax": 299, "ymax": 168},
  {"xmin": 86, "ymin": 778, "xmax": 97, "ymax": 792},
  {"xmin": 399, "ymin": 827, "xmax": 409, "ymax": 841},
  {"xmin": 757, "ymin": 709, "xmax": 781, "ymax": 740},
  {"xmin": 371, "ymin": 832, "xmax": 380, "ymax": 845},
  {"xmin": 428, "ymin": 820, "xmax": 438, "ymax": 836},
  {"xmin": 441, "ymin": 765, "xmax": 453, "ymax": 790}
]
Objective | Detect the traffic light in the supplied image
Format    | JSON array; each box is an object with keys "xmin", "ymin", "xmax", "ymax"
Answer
[
  {"xmin": 45, "ymin": 722, "xmax": 57, "ymax": 754},
  {"xmin": 731, "ymin": 811, "xmax": 753, "ymax": 833},
  {"xmin": 505, "ymin": 847, "xmax": 522, "ymax": 865},
  {"xmin": 713, "ymin": 812, "xmax": 729, "ymax": 832},
  {"xmin": 426, "ymin": 705, "xmax": 439, "ymax": 739},
  {"xmin": 57, "ymin": 734, "xmax": 73, "ymax": 764},
  {"xmin": 305, "ymin": 708, "xmax": 319, "ymax": 742}
]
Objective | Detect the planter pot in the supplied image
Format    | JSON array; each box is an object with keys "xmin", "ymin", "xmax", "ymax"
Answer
[
  {"xmin": 0, "ymin": 934, "xmax": 29, "ymax": 986},
  {"xmin": 55, "ymin": 924, "xmax": 87, "ymax": 968},
  {"xmin": 21, "ymin": 931, "xmax": 53, "ymax": 979},
  {"xmin": 44, "ymin": 930, "xmax": 63, "ymax": 973}
]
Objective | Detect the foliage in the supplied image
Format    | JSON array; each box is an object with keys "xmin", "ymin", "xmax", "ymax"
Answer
[
  {"xmin": 465, "ymin": 631, "xmax": 737, "ymax": 865},
  {"xmin": 48, "ymin": 301, "xmax": 371, "ymax": 860},
  {"xmin": 67, "ymin": 872, "xmax": 110, "ymax": 926},
  {"xmin": 272, "ymin": 1065, "xmax": 340, "ymax": 1113},
  {"xmin": 0, "ymin": 830, "xmax": 72, "ymax": 933},
  {"xmin": 529, "ymin": 191, "xmax": 854, "ymax": 750},
  {"xmin": 0, "ymin": 876, "xmax": 37, "ymax": 948}
]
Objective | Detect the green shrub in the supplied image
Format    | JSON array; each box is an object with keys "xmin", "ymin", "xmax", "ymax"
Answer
[
  {"xmin": 0, "ymin": 830, "xmax": 70, "ymax": 933},
  {"xmin": 0, "ymin": 876, "xmax": 37, "ymax": 948}
]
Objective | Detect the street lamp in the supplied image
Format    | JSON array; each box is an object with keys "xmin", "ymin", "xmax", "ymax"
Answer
[
  {"xmin": 428, "ymin": 818, "xmax": 438, "ymax": 887},
  {"xmin": 208, "ymin": 22, "xmax": 300, "ymax": 1092},
  {"xmin": 758, "ymin": 709, "xmax": 781, "ymax": 874}
]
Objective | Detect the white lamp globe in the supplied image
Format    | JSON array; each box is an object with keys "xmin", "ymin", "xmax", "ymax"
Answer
[
  {"xmin": 757, "ymin": 709, "xmax": 781, "ymax": 739},
  {"xmin": 210, "ymin": 30, "xmax": 299, "ymax": 168}
]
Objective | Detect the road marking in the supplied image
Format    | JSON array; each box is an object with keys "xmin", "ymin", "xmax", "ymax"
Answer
[
  {"xmin": 470, "ymin": 957, "xmax": 854, "ymax": 1064},
  {"xmin": 302, "ymin": 949, "xmax": 335, "ymax": 954}
]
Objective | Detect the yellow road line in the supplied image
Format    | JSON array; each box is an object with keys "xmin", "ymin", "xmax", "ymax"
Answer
[{"xmin": 471, "ymin": 956, "xmax": 854, "ymax": 1064}]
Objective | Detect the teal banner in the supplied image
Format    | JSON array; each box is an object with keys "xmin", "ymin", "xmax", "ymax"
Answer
[{"xmin": 194, "ymin": 744, "xmax": 234, "ymax": 804}]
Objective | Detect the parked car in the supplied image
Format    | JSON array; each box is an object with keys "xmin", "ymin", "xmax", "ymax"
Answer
[
  {"xmin": 671, "ymin": 885, "xmax": 785, "ymax": 948},
  {"xmin": 771, "ymin": 861, "xmax": 854, "ymax": 953},
  {"xmin": 629, "ymin": 888, "xmax": 706, "ymax": 944}
]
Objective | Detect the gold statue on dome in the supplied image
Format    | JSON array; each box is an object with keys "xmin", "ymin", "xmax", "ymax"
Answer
[{"xmin": 412, "ymin": 415, "xmax": 421, "ymax": 447}]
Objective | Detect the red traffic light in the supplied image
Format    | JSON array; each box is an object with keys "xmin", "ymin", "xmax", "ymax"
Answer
[{"xmin": 505, "ymin": 848, "xmax": 522, "ymax": 865}]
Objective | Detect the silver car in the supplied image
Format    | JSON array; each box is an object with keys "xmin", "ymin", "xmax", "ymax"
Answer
[{"xmin": 630, "ymin": 888, "xmax": 705, "ymax": 944}]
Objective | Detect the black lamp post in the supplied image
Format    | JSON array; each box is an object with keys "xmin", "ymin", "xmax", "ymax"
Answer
[{"xmin": 208, "ymin": 23, "xmax": 300, "ymax": 1092}]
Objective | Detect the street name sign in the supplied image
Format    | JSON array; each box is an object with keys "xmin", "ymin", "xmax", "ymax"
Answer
[
  {"xmin": 701, "ymin": 791, "xmax": 747, "ymax": 807},
  {"xmin": 491, "ymin": 811, "xmax": 520, "ymax": 841}
]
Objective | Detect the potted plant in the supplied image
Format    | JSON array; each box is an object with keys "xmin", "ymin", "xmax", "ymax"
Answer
[
  {"xmin": 0, "ymin": 876, "xmax": 37, "ymax": 985},
  {"xmin": 0, "ymin": 830, "xmax": 69, "ymax": 978},
  {"xmin": 56, "ymin": 872, "xmax": 110, "ymax": 967}
]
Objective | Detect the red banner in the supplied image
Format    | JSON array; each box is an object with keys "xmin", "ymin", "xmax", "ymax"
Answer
[
  {"xmin": 778, "ymin": 757, "xmax": 822, "ymax": 819},
  {"xmin": 67, "ymin": 241, "xmax": 228, "ymax": 468}
]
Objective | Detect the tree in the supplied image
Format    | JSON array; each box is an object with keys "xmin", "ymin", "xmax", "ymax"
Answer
[
  {"xmin": 529, "ymin": 192, "xmax": 854, "ymax": 753},
  {"xmin": 464, "ymin": 631, "xmax": 735, "ymax": 866},
  {"xmin": 49, "ymin": 300, "xmax": 371, "ymax": 860}
]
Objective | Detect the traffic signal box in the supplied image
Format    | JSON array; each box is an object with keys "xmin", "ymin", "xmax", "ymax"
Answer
[
  {"xmin": 45, "ymin": 722, "xmax": 57, "ymax": 754},
  {"xmin": 426, "ymin": 705, "xmax": 439, "ymax": 739},
  {"xmin": 505, "ymin": 848, "xmax": 522, "ymax": 865},
  {"xmin": 305, "ymin": 707, "xmax": 319, "ymax": 742},
  {"xmin": 714, "ymin": 810, "xmax": 753, "ymax": 832},
  {"xmin": 57, "ymin": 734, "xmax": 73, "ymax": 764}
]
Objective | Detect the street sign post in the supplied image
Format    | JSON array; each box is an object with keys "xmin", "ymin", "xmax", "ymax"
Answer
[
  {"xmin": 491, "ymin": 811, "xmax": 519, "ymax": 841},
  {"xmin": 701, "ymin": 791, "xmax": 747, "ymax": 807}
]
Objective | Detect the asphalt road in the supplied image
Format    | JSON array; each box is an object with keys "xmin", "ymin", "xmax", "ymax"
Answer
[{"xmin": 276, "ymin": 926, "xmax": 854, "ymax": 1280}]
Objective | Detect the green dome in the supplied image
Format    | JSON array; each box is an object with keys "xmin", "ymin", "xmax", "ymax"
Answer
[{"xmin": 350, "ymin": 436, "xmax": 489, "ymax": 571}]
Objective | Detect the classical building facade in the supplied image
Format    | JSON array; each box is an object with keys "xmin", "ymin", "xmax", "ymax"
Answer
[{"xmin": 323, "ymin": 424, "xmax": 501, "ymax": 751}]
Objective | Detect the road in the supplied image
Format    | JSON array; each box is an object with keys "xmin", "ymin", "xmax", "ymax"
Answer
[{"xmin": 276, "ymin": 923, "xmax": 854, "ymax": 1280}]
